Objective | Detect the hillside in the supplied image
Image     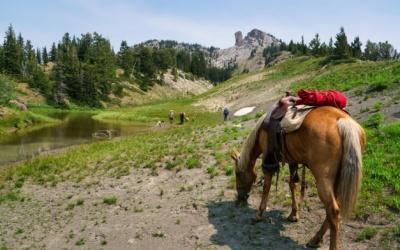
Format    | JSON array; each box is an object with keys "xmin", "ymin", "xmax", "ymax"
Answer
[
  {"xmin": 111, "ymin": 70, "xmax": 213, "ymax": 107},
  {"xmin": 1, "ymin": 57, "xmax": 400, "ymax": 249},
  {"xmin": 197, "ymin": 56, "xmax": 400, "ymax": 122}
]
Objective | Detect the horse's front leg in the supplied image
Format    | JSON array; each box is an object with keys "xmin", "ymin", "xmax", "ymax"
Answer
[
  {"xmin": 287, "ymin": 163, "xmax": 299, "ymax": 222},
  {"xmin": 254, "ymin": 171, "xmax": 273, "ymax": 222}
]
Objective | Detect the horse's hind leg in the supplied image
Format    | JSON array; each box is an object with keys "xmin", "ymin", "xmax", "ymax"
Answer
[
  {"xmin": 307, "ymin": 217, "xmax": 329, "ymax": 248},
  {"xmin": 307, "ymin": 178, "xmax": 340, "ymax": 250},
  {"xmin": 254, "ymin": 171, "xmax": 273, "ymax": 222},
  {"xmin": 287, "ymin": 163, "xmax": 299, "ymax": 222}
]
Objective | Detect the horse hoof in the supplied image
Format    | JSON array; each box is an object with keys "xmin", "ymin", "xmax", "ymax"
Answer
[
  {"xmin": 306, "ymin": 240, "xmax": 322, "ymax": 248},
  {"xmin": 251, "ymin": 217, "xmax": 264, "ymax": 224},
  {"xmin": 287, "ymin": 215, "xmax": 299, "ymax": 222}
]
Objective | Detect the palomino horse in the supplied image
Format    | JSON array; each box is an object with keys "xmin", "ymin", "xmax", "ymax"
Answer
[{"xmin": 231, "ymin": 106, "xmax": 365, "ymax": 250}]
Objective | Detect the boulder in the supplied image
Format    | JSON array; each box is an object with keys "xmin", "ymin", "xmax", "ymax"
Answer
[{"xmin": 9, "ymin": 100, "xmax": 28, "ymax": 111}]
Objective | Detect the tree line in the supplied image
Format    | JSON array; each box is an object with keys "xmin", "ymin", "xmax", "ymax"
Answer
[
  {"xmin": 0, "ymin": 25, "xmax": 233, "ymax": 107},
  {"xmin": 117, "ymin": 40, "xmax": 234, "ymax": 90},
  {"xmin": 264, "ymin": 27, "xmax": 399, "ymax": 64}
]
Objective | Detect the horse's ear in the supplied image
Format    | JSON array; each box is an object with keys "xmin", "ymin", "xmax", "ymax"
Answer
[{"xmin": 230, "ymin": 149, "xmax": 240, "ymax": 162}]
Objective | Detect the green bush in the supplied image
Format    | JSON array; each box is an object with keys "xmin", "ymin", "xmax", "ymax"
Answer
[
  {"xmin": 103, "ymin": 196, "xmax": 117, "ymax": 205},
  {"xmin": 356, "ymin": 227, "xmax": 378, "ymax": 241},
  {"xmin": 224, "ymin": 165, "xmax": 233, "ymax": 176},
  {"xmin": 394, "ymin": 224, "xmax": 400, "ymax": 237},
  {"xmin": 0, "ymin": 75, "xmax": 16, "ymax": 105},
  {"xmin": 363, "ymin": 113, "xmax": 384, "ymax": 129},
  {"xmin": 186, "ymin": 156, "xmax": 200, "ymax": 169}
]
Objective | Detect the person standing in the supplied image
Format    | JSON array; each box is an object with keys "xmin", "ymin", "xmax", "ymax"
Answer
[
  {"xmin": 168, "ymin": 110, "xmax": 174, "ymax": 124},
  {"xmin": 223, "ymin": 107, "xmax": 230, "ymax": 121}
]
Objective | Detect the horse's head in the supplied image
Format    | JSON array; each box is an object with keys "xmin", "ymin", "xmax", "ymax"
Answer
[{"xmin": 231, "ymin": 150, "xmax": 256, "ymax": 204}]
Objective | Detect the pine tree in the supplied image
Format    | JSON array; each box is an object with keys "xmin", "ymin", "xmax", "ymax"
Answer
[
  {"xmin": 288, "ymin": 40, "xmax": 296, "ymax": 54},
  {"xmin": 31, "ymin": 67, "xmax": 51, "ymax": 96},
  {"xmin": 23, "ymin": 40, "xmax": 36, "ymax": 79},
  {"xmin": 42, "ymin": 47, "xmax": 49, "ymax": 65},
  {"xmin": 117, "ymin": 40, "xmax": 134, "ymax": 77},
  {"xmin": 16, "ymin": 33, "xmax": 25, "ymax": 73},
  {"xmin": 309, "ymin": 33, "xmax": 321, "ymax": 56},
  {"xmin": 300, "ymin": 36, "xmax": 308, "ymax": 55},
  {"xmin": 333, "ymin": 27, "xmax": 350, "ymax": 59},
  {"xmin": 328, "ymin": 37, "xmax": 334, "ymax": 55},
  {"xmin": 50, "ymin": 42, "xmax": 57, "ymax": 61},
  {"xmin": 364, "ymin": 40, "xmax": 378, "ymax": 61},
  {"xmin": 3, "ymin": 25, "xmax": 21, "ymax": 76},
  {"xmin": 0, "ymin": 45, "xmax": 3, "ymax": 72},
  {"xmin": 350, "ymin": 36, "xmax": 362, "ymax": 58},
  {"xmin": 377, "ymin": 41, "xmax": 395, "ymax": 60},
  {"xmin": 36, "ymin": 48, "xmax": 42, "ymax": 64}
]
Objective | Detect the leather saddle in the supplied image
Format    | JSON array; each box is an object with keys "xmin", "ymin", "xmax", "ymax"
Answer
[{"xmin": 261, "ymin": 93, "xmax": 300, "ymax": 172}]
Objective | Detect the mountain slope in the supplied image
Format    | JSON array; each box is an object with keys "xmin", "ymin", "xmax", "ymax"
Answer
[{"xmin": 196, "ymin": 56, "xmax": 400, "ymax": 122}]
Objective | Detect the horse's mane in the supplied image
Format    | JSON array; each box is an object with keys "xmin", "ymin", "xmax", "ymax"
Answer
[{"xmin": 237, "ymin": 113, "xmax": 267, "ymax": 172}]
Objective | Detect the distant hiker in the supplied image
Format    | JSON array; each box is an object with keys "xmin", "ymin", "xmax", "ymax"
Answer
[
  {"xmin": 180, "ymin": 112, "xmax": 186, "ymax": 124},
  {"xmin": 155, "ymin": 120, "xmax": 165, "ymax": 127},
  {"xmin": 223, "ymin": 107, "xmax": 230, "ymax": 121},
  {"xmin": 168, "ymin": 110, "xmax": 174, "ymax": 123}
]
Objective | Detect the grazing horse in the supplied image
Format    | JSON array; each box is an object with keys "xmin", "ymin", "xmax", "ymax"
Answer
[{"xmin": 231, "ymin": 106, "xmax": 365, "ymax": 250}]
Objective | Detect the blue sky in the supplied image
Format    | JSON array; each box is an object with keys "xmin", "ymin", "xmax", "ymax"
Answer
[{"xmin": 0, "ymin": 0, "xmax": 399, "ymax": 50}]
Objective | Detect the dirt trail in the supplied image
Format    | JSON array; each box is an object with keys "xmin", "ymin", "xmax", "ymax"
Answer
[{"xmin": 0, "ymin": 163, "xmax": 380, "ymax": 249}]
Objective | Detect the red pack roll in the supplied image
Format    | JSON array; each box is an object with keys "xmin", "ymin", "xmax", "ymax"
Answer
[{"xmin": 296, "ymin": 89, "xmax": 347, "ymax": 109}]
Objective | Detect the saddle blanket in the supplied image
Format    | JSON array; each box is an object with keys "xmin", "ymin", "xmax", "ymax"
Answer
[{"xmin": 280, "ymin": 105, "xmax": 314, "ymax": 133}]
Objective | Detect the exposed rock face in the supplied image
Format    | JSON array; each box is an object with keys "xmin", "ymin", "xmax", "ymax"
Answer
[
  {"xmin": 235, "ymin": 31, "xmax": 243, "ymax": 46},
  {"xmin": 140, "ymin": 29, "xmax": 281, "ymax": 73},
  {"xmin": 213, "ymin": 29, "xmax": 281, "ymax": 71}
]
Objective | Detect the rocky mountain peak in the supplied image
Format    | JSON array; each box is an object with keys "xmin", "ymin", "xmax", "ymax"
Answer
[
  {"xmin": 235, "ymin": 28, "xmax": 279, "ymax": 47},
  {"xmin": 213, "ymin": 28, "xmax": 281, "ymax": 71}
]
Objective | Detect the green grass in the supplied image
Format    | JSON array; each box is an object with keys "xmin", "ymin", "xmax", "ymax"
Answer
[
  {"xmin": 75, "ymin": 238, "xmax": 85, "ymax": 246},
  {"xmin": 394, "ymin": 224, "xmax": 400, "ymax": 237},
  {"xmin": 357, "ymin": 122, "xmax": 400, "ymax": 215},
  {"xmin": 0, "ymin": 107, "xmax": 60, "ymax": 138},
  {"xmin": 224, "ymin": 165, "xmax": 233, "ymax": 176},
  {"xmin": 0, "ymin": 97, "xmax": 221, "ymax": 186},
  {"xmin": 93, "ymin": 99, "xmax": 199, "ymax": 123},
  {"xmin": 206, "ymin": 165, "xmax": 217, "ymax": 178},
  {"xmin": 292, "ymin": 60, "xmax": 400, "ymax": 92},
  {"xmin": 103, "ymin": 196, "xmax": 117, "ymax": 205},
  {"xmin": 356, "ymin": 227, "xmax": 378, "ymax": 241},
  {"xmin": 0, "ymin": 191, "xmax": 21, "ymax": 204}
]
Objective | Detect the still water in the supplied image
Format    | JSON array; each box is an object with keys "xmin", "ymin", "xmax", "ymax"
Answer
[{"xmin": 0, "ymin": 112, "xmax": 149, "ymax": 166}]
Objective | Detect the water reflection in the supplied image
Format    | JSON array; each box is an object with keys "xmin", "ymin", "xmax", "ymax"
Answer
[{"xmin": 0, "ymin": 112, "xmax": 148, "ymax": 166}]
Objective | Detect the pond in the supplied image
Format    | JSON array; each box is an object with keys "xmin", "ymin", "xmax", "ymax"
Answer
[{"xmin": 0, "ymin": 112, "xmax": 149, "ymax": 166}]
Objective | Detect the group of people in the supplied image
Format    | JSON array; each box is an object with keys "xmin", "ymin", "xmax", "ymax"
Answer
[
  {"xmin": 156, "ymin": 107, "xmax": 230, "ymax": 128},
  {"xmin": 168, "ymin": 110, "xmax": 188, "ymax": 124}
]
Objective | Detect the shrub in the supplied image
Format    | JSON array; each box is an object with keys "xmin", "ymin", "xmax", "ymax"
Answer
[
  {"xmin": 367, "ymin": 82, "xmax": 388, "ymax": 92},
  {"xmin": 206, "ymin": 166, "xmax": 217, "ymax": 178},
  {"xmin": 363, "ymin": 113, "xmax": 384, "ymax": 129},
  {"xmin": 394, "ymin": 224, "xmax": 400, "ymax": 237},
  {"xmin": 186, "ymin": 156, "xmax": 200, "ymax": 169},
  {"xmin": 356, "ymin": 227, "xmax": 378, "ymax": 241},
  {"xmin": 103, "ymin": 196, "xmax": 117, "ymax": 205},
  {"xmin": 224, "ymin": 165, "xmax": 234, "ymax": 176},
  {"xmin": 373, "ymin": 102, "xmax": 383, "ymax": 111},
  {"xmin": 0, "ymin": 75, "xmax": 16, "ymax": 105}
]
